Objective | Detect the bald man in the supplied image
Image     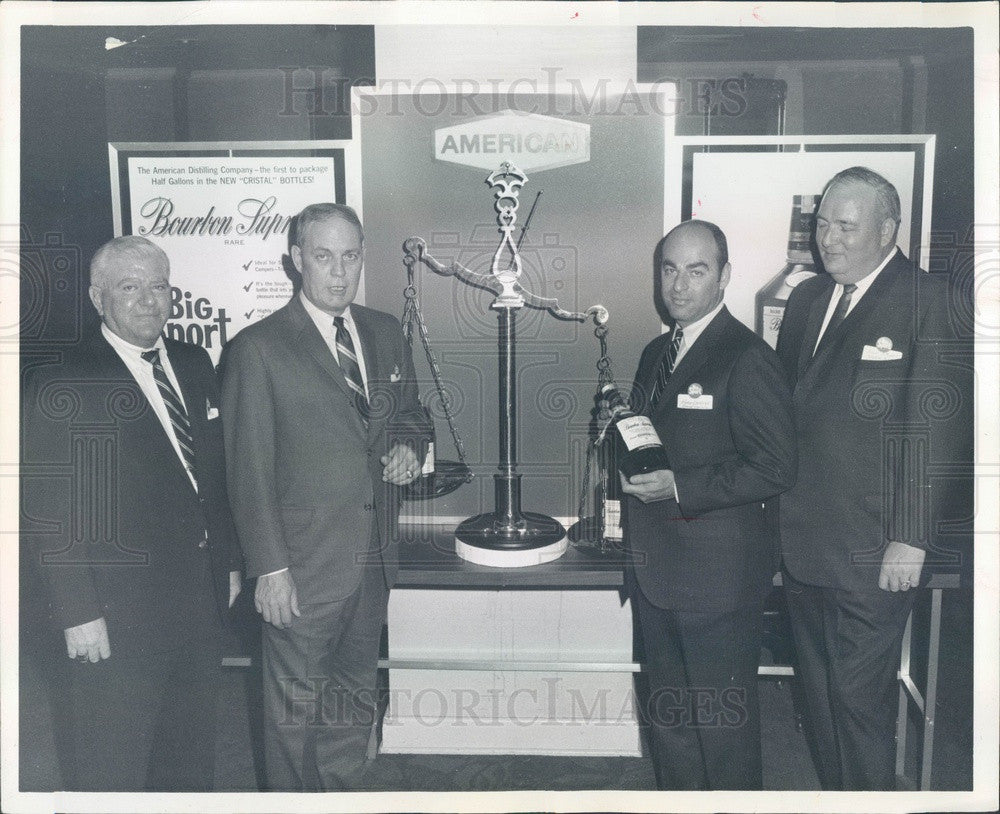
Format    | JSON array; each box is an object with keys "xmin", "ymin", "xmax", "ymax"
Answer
[{"xmin": 623, "ymin": 220, "xmax": 796, "ymax": 789}]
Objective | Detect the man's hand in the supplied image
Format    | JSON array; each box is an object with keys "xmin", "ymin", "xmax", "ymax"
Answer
[
  {"xmin": 229, "ymin": 570, "xmax": 242, "ymax": 608},
  {"xmin": 619, "ymin": 469, "xmax": 677, "ymax": 504},
  {"xmin": 255, "ymin": 570, "xmax": 300, "ymax": 628},
  {"xmin": 381, "ymin": 443, "xmax": 420, "ymax": 486},
  {"xmin": 878, "ymin": 540, "xmax": 926, "ymax": 592},
  {"xmin": 65, "ymin": 617, "xmax": 110, "ymax": 663}
]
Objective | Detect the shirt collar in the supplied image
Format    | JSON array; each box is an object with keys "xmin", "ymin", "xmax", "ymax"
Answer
[
  {"xmin": 101, "ymin": 322, "xmax": 165, "ymax": 358},
  {"xmin": 672, "ymin": 299, "xmax": 725, "ymax": 348},
  {"xmin": 299, "ymin": 290, "xmax": 355, "ymax": 333},
  {"xmin": 839, "ymin": 246, "xmax": 898, "ymax": 299}
]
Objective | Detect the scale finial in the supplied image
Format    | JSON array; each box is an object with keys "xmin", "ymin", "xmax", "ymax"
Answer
[{"xmin": 486, "ymin": 163, "xmax": 528, "ymax": 308}]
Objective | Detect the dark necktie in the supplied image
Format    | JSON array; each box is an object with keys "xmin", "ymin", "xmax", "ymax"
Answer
[
  {"xmin": 649, "ymin": 326, "xmax": 684, "ymax": 410},
  {"xmin": 333, "ymin": 316, "xmax": 369, "ymax": 423},
  {"xmin": 140, "ymin": 348, "xmax": 197, "ymax": 484},
  {"xmin": 815, "ymin": 283, "xmax": 858, "ymax": 355}
]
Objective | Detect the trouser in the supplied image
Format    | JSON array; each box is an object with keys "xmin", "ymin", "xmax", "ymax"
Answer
[
  {"xmin": 69, "ymin": 629, "xmax": 223, "ymax": 791},
  {"xmin": 783, "ymin": 570, "xmax": 915, "ymax": 790},
  {"xmin": 633, "ymin": 586, "xmax": 764, "ymax": 790},
  {"xmin": 261, "ymin": 564, "xmax": 388, "ymax": 791}
]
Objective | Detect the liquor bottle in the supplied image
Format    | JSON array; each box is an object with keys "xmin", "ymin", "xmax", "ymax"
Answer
[
  {"xmin": 600, "ymin": 427, "xmax": 624, "ymax": 543},
  {"xmin": 599, "ymin": 383, "xmax": 670, "ymax": 479},
  {"xmin": 420, "ymin": 405, "xmax": 435, "ymax": 476},
  {"xmin": 755, "ymin": 194, "xmax": 822, "ymax": 349}
]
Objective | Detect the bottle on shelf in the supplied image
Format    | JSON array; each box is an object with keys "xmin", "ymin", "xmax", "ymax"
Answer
[
  {"xmin": 599, "ymin": 382, "xmax": 670, "ymax": 480},
  {"xmin": 600, "ymin": 428, "xmax": 624, "ymax": 543},
  {"xmin": 755, "ymin": 193, "xmax": 822, "ymax": 349},
  {"xmin": 420, "ymin": 405, "xmax": 436, "ymax": 476}
]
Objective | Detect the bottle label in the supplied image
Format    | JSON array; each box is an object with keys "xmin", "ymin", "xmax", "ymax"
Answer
[
  {"xmin": 616, "ymin": 416, "xmax": 663, "ymax": 451},
  {"xmin": 603, "ymin": 499, "xmax": 623, "ymax": 541},
  {"xmin": 761, "ymin": 304, "xmax": 784, "ymax": 349}
]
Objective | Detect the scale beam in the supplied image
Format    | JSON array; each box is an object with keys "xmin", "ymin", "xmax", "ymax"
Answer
[{"xmin": 402, "ymin": 163, "xmax": 609, "ymax": 566}]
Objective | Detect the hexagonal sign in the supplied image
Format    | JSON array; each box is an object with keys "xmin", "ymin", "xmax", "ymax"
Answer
[{"xmin": 434, "ymin": 110, "xmax": 591, "ymax": 173}]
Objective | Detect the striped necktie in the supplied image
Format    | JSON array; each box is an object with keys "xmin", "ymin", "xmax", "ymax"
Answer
[
  {"xmin": 815, "ymin": 282, "xmax": 858, "ymax": 355},
  {"xmin": 649, "ymin": 326, "xmax": 684, "ymax": 410},
  {"xmin": 140, "ymin": 349, "xmax": 197, "ymax": 484},
  {"xmin": 333, "ymin": 316, "xmax": 369, "ymax": 424}
]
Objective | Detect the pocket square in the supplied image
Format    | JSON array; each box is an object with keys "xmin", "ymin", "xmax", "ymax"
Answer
[
  {"xmin": 389, "ymin": 365, "xmax": 401, "ymax": 383},
  {"xmin": 861, "ymin": 344, "xmax": 903, "ymax": 361},
  {"xmin": 206, "ymin": 398, "xmax": 220, "ymax": 420}
]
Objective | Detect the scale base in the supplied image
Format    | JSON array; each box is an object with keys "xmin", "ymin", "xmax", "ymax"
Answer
[
  {"xmin": 567, "ymin": 517, "xmax": 626, "ymax": 557},
  {"xmin": 455, "ymin": 512, "xmax": 567, "ymax": 568}
]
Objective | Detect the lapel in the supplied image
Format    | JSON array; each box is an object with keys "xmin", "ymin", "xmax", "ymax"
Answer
[
  {"xmin": 284, "ymin": 296, "xmax": 370, "ymax": 437},
  {"xmin": 652, "ymin": 308, "xmax": 730, "ymax": 419},
  {"xmin": 285, "ymin": 295, "xmax": 355, "ymax": 402},
  {"xmin": 798, "ymin": 277, "xmax": 835, "ymax": 375},
  {"xmin": 805, "ymin": 251, "xmax": 903, "ymax": 373},
  {"xmin": 89, "ymin": 332, "xmax": 196, "ymax": 492},
  {"xmin": 351, "ymin": 306, "xmax": 382, "ymax": 385},
  {"xmin": 164, "ymin": 340, "xmax": 205, "ymax": 437},
  {"xmin": 352, "ymin": 307, "xmax": 391, "ymax": 437}
]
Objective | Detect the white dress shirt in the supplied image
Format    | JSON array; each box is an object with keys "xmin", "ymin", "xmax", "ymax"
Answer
[
  {"xmin": 668, "ymin": 299, "xmax": 726, "ymax": 369},
  {"xmin": 299, "ymin": 292, "xmax": 370, "ymax": 396},
  {"xmin": 101, "ymin": 323, "xmax": 197, "ymax": 490},
  {"xmin": 813, "ymin": 247, "xmax": 898, "ymax": 354},
  {"xmin": 662, "ymin": 299, "xmax": 726, "ymax": 503}
]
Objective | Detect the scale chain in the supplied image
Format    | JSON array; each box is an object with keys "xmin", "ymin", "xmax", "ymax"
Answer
[{"xmin": 401, "ymin": 282, "xmax": 469, "ymax": 468}]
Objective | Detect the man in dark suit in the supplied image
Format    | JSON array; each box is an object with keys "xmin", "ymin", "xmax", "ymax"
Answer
[
  {"xmin": 221, "ymin": 202, "xmax": 430, "ymax": 791},
  {"xmin": 622, "ymin": 220, "xmax": 796, "ymax": 789},
  {"xmin": 21, "ymin": 236, "xmax": 242, "ymax": 790},
  {"xmin": 776, "ymin": 166, "xmax": 970, "ymax": 790}
]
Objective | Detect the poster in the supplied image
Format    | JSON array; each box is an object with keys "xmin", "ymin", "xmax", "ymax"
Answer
[
  {"xmin": 665, "ymin": 136, "xmax": 933, "ymax": 345},
  {"xmin": 111, "ymin": 143, "xmax": 360, "ymax": 363}
]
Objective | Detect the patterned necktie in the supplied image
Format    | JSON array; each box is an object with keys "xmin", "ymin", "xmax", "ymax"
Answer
[
  {"xmin": 140, "ymin": 349, "xmax": 197, "ymax": 484},
  {"xmin": 815, "ymin": 282, "xmax": 858, "ymax": 355},
  {"xmin": 649, "ymin": 326, "xmax": 684, "ymax": 410},
  {"xmin": 333, "ymin": 316, "xmax": 369, "ymax": 424}
]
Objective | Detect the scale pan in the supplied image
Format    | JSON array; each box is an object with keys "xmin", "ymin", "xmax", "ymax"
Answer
[{"xmin": 399, "ymin": 460, "xmax": 473, "ymax": 501}]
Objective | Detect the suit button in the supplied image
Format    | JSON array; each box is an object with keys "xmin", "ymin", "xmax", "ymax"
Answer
[
  {"xmin": 364, "ymin": 503, "xmax": 373, "ymax": 512},
  {"xmin": 197, "ymin": 538, "xmax": 208, "ymax": 549}
]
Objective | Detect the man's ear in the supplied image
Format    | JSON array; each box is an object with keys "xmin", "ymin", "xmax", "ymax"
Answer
[
  {"xmin": 290, "ymin": 244, "xmax": 303, "ymax": 274},
  {"xmin": 719, "ymin": 262, "xmax": 732, "ymax": 291},
  {"xmin": 88, "ymin": 285, "xmax": 103, "ymax": 316},
  {"xmin": 879, "ymin": 218, "xmax": 897, "ymax": 248}
]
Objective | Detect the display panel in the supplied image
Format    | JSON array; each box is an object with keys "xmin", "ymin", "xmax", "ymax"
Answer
[{"xmin": 109, "ymin": 141, "xmax": 361, "ymax": 363}]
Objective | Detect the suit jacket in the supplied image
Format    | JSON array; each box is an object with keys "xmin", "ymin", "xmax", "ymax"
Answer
[
  {"xmin": 20, "ymin": 332, "xmax": 242, "ymax": 656},
  {"xmin": 776, "ymin": 250, "xmax": 971, "ymax": 592},
  {"xmin": 625, "ymin": 306, "xmax": 797, "ymax": 613},
  {"xmin": 220, "ymin": 296, "xmax": 430, "ymax": 605}
]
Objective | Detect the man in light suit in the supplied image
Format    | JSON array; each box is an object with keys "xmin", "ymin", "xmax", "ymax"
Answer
[
  {"xmin": 776, "ymin": 166, "xmax": 971, "ymax": 790},
  {"xmin": 21, "ymin": 236, "xmax": 242, "ymax": 790},
  {"xmin": 221, "ymin": 202, "xmax": 430, "ymax": 790},
  {"xmin": 622, "ymin": 220, "xmax": 796, "ymax": 789}
]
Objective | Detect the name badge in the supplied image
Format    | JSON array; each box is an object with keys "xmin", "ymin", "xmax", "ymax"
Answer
[{"xmin": 677, "ymin": 393, "xmax": 713, "ymax": 410}]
